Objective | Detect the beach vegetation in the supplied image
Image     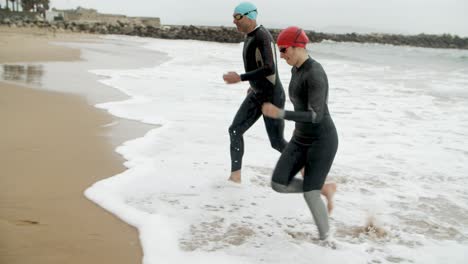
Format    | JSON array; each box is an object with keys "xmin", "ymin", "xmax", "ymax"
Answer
[{"xmin": 20, "ymin": 0, "xmax": 49, "ymax": 17}]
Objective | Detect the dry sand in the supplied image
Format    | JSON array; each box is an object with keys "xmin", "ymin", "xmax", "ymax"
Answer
[{"xmin": 0, "ymin": 26, "xmax": 142, "ymax": 264}]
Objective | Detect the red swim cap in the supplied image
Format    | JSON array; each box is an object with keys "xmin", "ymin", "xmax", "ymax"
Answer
[{"xmin": 277, "ymin": 26, "xmax": 309, "ymax": 48}]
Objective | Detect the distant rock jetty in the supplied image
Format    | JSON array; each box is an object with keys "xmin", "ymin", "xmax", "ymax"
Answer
[{"xmin": 1, "ymin": 11, "xmax": 467, "ymax": 50}]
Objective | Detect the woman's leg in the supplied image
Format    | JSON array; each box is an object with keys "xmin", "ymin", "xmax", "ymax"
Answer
[
  {"xmin": 302, "ymin": 133, "xmax": 339, "ymax": 239},
  {"xmin": 303, "ymin": 190, "xmax": 329, "ymax": 240},
  {"xmin": 270, "ymin": 140, "xmax": 305, "ymax": 193}
]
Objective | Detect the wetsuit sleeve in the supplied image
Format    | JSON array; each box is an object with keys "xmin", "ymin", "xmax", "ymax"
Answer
[
  {"xmin": 283, "ymin": 69, "xmax": 328, "ymax": 124},
  {"xmin": 240, "ymin": 31, "xmax": 276, "ymax": 81}
]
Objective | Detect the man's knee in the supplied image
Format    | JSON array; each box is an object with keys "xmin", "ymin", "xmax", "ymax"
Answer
[{"xmin": 228, "ymin": 126, "xmax": 238, "ymax": 137}]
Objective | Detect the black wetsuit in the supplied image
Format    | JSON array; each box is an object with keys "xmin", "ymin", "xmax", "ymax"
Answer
[
  {"xmin": 272, "ymin": 57, "xmax": 338, "ymax": 192},
  {"xmin": 229, "ymin": 25, "xmax": 287, "ymax": 172}
]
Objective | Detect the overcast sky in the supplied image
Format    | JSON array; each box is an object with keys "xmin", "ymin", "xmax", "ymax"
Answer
[{"xmin": 37, "ymin": 0, "xmax": 466, "ymax": 36}]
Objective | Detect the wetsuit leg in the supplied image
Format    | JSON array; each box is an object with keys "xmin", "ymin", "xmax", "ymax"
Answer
[
  {"xmin": 302, "ymin": 127, "xmax": 338, "ymax": 240},
  {"xmin": 271, "ymin": 140, "xmax": 305, "ymax": 193},
  {"xmin": 302, "ymin": 127, "xmax": 339, "ymax": 192},
  {"xmin": 304, "ymin": 190, "xmax": 329, "ymax": 240},
  {"xmin": 228, "ymin": 92, "xmax": 262, "ymax": 172},
  {"xmin": 263, "ymin": 89, "xmax": 287, "ymax": 153},
  {"xmin": 271, "ymin": 138, "xmax": 332, "ymax": 240}
]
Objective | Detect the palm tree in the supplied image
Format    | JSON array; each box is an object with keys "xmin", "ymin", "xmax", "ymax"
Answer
[
  {"xmin": 21, "ymin": 0, "xmax": 49, "ymax": 14},
  {"xmin": 10, "ymin": 0, "xmax": 16, "ymax": 11},
  {"xmin": 8, "ymin": 0, "xmax": 21, "ymax": 11},
  {"xmin": 41, "ymin": 0, "xmax": 49, "ymax": 11},
  {"xmin": 21, "ymin": 0, "xmax": 34, "ymax": 12}
]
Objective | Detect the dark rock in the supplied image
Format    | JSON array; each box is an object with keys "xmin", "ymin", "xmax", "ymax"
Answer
[{"xmin": 0, "ymin": 11, "xmax": 466, "ymax": 49}]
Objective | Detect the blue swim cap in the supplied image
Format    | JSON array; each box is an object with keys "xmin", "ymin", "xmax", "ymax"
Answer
[{"xmin": 234, "ymin": 2, "xmax": 258, "ymax": 20}]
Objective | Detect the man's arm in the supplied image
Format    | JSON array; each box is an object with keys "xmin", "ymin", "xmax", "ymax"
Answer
[{"xmin": 240, "ymin": 30, "xmax": 276, "ymax": 81}]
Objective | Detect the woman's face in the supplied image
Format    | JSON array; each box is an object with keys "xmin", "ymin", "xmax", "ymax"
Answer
[{"xmin": 279, "ymin": 46, "xmax": 297, "ymax": 66}]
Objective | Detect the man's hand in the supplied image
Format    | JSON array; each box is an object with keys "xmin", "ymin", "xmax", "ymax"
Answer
[
  {"xmin": 223, "ymin": 72, "xmax": 242, "ymax": 84},
  {"xmin": 261, "ymin": 103, "xmax": 281, "ymax": 119}
]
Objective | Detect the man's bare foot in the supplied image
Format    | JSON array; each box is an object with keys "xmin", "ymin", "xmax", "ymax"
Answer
[
  {"xmin": 321, "ymin": 182, "xmax": 337, "ymax": 214},
  {"xmin": 228, "ymin": 170, "xmax": 241, "ymax": 183}
]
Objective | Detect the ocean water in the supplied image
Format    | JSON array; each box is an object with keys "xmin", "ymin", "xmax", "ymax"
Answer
[
  {"xmin": 81, "ymin": 36, "xmax": 468, "ymax": 264},
  {"xmin": 10, "ymin": 35, "xmax": 468, "ymax": 263}
]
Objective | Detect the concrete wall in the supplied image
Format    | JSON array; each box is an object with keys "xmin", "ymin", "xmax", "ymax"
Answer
[{"xmin": 45, "ymin": 10, "xmax": 62, "ymax": 22}]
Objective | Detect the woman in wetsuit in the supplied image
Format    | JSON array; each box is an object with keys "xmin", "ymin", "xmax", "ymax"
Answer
[{"xmin": 262, "ymin": 26, "xmax": 339, "ymax": 240}]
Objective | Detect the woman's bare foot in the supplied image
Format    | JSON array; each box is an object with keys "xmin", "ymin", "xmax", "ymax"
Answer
[
  {"xmin": 321, "ymin": 182, "xmax": 337, "ymax": 214},
  {"xmin": 228, "ymin": 170, "xmax": 241, "ymax": 183}
]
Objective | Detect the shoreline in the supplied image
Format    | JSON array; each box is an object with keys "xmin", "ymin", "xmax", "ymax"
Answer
[{"xmin": 0, "ymin": 28, "xmax": 147, "ymax": 264}]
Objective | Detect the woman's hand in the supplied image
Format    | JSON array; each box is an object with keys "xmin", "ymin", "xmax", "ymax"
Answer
[{"xmin": 262, "ymin": 103, "xmax": 281, "ymax": 119}]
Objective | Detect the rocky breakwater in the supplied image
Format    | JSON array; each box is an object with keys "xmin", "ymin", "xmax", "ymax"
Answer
[
  {"xmin": 300, "ymin": 31, "xmax": 468, "ymax": 50},
  {"xmin": 1, "ymin": 13, "xmax": 467, "ymax": 49}
]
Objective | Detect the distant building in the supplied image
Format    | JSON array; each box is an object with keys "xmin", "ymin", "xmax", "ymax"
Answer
[{"xmin": 45, "ymin": 10, "xmax": 63, "ymax": 22}]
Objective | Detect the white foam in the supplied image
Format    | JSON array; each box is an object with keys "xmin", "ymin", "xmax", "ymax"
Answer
[{"xmin": 85, "ymin": 36, "xmax": 468, "ymax": 263}]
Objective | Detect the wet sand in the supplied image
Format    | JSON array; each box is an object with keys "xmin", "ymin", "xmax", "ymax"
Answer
[{"xmin": 0, "ymin": 26, "xmax": 143, "ymax": 264}]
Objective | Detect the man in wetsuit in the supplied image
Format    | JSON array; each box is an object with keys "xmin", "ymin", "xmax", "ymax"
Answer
[{"xmin": 223, "ymin": 2, "xmax": 287, "ymax": 183}]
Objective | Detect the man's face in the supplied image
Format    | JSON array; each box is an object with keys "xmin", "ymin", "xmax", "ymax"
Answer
[{"xmin": 232, "ymin": 13, "xmax": 250, "ymax": 33}]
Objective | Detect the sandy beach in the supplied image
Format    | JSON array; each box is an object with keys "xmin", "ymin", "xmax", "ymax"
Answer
[{"xmin": 0, "ymin": 27, "xmax": 142, "ymax": 263}]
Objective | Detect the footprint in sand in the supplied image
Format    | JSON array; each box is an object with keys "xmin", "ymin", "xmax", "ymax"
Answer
[
  {"xmin": 286, "ymin": 230, "xmax": 339, "ymax": 249},
  {"xmin": 179, "ymin": 217, "xmax": 256, "ymax": 251},
  {"xmin": 14, "ymin": 219, "xmax": 40, "ymax": 226}
]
